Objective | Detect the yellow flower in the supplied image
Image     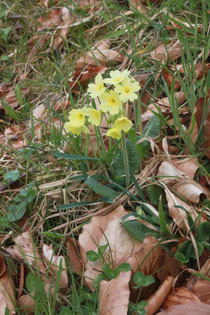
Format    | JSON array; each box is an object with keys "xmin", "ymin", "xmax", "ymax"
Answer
[
  {"xmin": 83, "ymin": 108, "xmax": 101, "ymax": 126},
  {"xmin": 115, "ymin": 77, "xmax": 140, "ymax": 102},
  {"xmin": 64, "ymin": 122, "xmax": 89, "ymax": 135},
  {"xmin": 88, "ymin": 74, "xmax": 105, "ymax": 98},
  {"xmin": 113, "ymin": 117, "xmax": 133, "ymax": 133},
  {"xmin": 104, "ymin": 70, "xmax": 130, "ymax": 85},
  {"xmin": 68, "ymin": 109, "xmax": 85, "ymax": 127},
  {"xmin": 100, "ymin": 90, "xmax": 123, "ymax": 115},
  {"xmin": 106, "ymin": 128, "xmax": 122, "ymax": 140}
]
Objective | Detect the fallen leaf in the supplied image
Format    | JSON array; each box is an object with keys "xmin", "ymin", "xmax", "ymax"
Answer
[
  {"xmin": 0, "ymin": 257, "xmax": 6, "ymax": 277},
  {"xmin": 79, "ymin": 205, "xmax": 161, "ymax": 290},
  {"xmin": 192, "ymin": 280, "xmax": 210, "ymax": 304},
  {"xmin": 0, "ymin": 85, "xmax": 29, "ymax": 109},
  {"xmin": 163, "ymin": 287, "xmax": 200, "ymax": 308},
  {"xmin": 29, "ymin": 7, "xmax": 73, "ymax": 54},
  {"xmin": 157, "ymin": 248, "xmax": 181, "ymax": 282},
  {"xmin": 99, "ymin": 271, "xmax": 131, "ymax": 315},
  {"xmin": 158, "ymin": 160, "xmax": 209, "ymax": 203},
  {"xmin": 128, "ymin": 235, "xmax": 162, "ymax": 276},
  {"xmin": 7, "ymin": 232, "xmax": 67, "ymax": 313},
  {"xmin": 66, "ymin": 238, "xmax": 83, "ymax": 275},
  {"xmin": 6, "ymin": 232, "xmax": 46, "ymax": 274},
  {"xmin": 42, "ymin": 244, "xmax": 68, "ymax": 289},
  {"xmin": 0, "ymin": 269, "xmax": 16, "ymax": 315},
  {"xmin": 188, "ymin": 97, "xmax": 210, "ymax": 159},
  {"xmin": 156, "ymin": 302, "xmax": 210, "ymax": 315},
  {"xmin": 75, "ymin": 40, "xmax": 123, "ymax": 69},
  {"xmin": 174, "ymin": 158, "xmax": 199, "ymax": 179},
  {"xmin": 161, "ymin": 66, "xmax": 181, "ymax": 90},
  {"xmin": 150, "ymin": 41, "xmax": 182, "ymax": 63},
  {"xmin": 69, "ymin": 65, "xmax": 107, "ymax": 91},
  {"xmin": 164, "ymin": 188, "xmax": 198, "ymax": 230},
  {"xmin": 141, "ymin": 91, "xmax": 186, "ymax": 123},
  {"xmin": 145, "ymin": 276, "xmax": 174, "ymax": 315}
]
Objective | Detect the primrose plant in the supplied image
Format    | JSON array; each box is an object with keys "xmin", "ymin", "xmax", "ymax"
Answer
[{"xmin": 64, "ymin": 70, "xmax": 140, "ymax": 186}]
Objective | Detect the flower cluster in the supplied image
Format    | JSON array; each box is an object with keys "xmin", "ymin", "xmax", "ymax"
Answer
[{"xmin": 64, "ymin": 70, "xmax": 140, "ymax": 139}]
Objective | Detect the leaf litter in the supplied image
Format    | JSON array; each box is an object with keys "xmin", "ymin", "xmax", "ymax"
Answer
[{"xmin": 0, "ymin": 0, "xmax": 210, "ymax": 314}]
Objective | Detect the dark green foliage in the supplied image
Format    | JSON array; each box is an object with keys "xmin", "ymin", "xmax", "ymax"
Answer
[
  {"xmin": 114, "ymin": 139, "xmax": 140, "ymax": 176},
  {"xmin": 85, "ymin": 176, "xmax": 118, "ymax": 201},
  {"xmin": 7, "ymin": 183, "xmax": 37, "ymax": 222},
  {"xmin": 147, "ymin": 185, "xmax": 163, "ymax": 205},
  {"xmin": 121, "ymin": 219, "xmax": 159, "ymax": 242}
]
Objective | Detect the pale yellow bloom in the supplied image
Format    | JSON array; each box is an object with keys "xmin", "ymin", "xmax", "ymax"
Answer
[
  {"xmin": 115, "ymin": 77, "xmax": 140, "ymax": 102},
  {"xmin": 64, "ymin": 122, "xmax": 89, "ymax": 135},
  {"xmin": 113, "ymin": 117, "xmax": 133, "ymax": 133},
  {"xmin": 100, "ymin": 90, "xmax": 123, "ymax": 115},
  {"xmin": 83, "ymin": 108, "xmax": 101, "ymax": 126},
  {"xmin": 68, "ymin": 109, "xmax": 85, "ymax": 127},
  {"xmin": 88, "ymin": 74, "xmax": 105, "ymax": 98},
  {"xmin": 106, "ymin": 128, "xmax": 122, "ymax": 140},
  {"xmin": 104, "ymin": 70, "xmax": 130, "ymax": 85}
]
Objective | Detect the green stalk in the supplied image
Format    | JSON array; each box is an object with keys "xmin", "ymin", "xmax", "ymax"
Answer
[
  {"xmin": 121, "ymin": 131, "xmax": 130, "ymax": 186},
  {"xmin": 96, "ymin": 126, "xmax": 115, "ymax": 176}
]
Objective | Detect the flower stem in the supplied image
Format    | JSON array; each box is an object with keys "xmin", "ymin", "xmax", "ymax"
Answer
[
  {"xmin": 96, "ymin": 126, "xmax": 115, "ymax": 176},
  {"xmin": 121, "ymin": 131, "xmax": 130, "ymax": 186}
]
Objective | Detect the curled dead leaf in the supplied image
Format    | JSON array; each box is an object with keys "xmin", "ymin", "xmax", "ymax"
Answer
[
  {"xmin": 99, "ymin": 271, "xmax": 131, "ymax": 315},
  {"xmin": 145, "ymin": 276, "xmax": 174, "ymax": 315},
  {"xmin": 158, "ymin": 161, "xmax": 209, "ymax": 203},
  {"xmin": 164, "ymin": 188, "xmax": 198, "ymax": 231}
]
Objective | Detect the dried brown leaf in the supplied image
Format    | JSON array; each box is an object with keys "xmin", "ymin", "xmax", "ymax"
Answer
[
  {"xmin": 6, "ymin": 232, "xmax": 45, "ymax": 274},
  {"xmin": 164, "ymin": 188, "xmax": 198, "ymax": 230},
  {"xmin": 163, "ymin": 287, "xmax": 200, "ymax": 308},
  {"xmin": 75, "ymin": 40, "xmax": 123, "ymax": 69},
  {"xmin": 141, "ymin": 91, "xmax": 185, "ymax": 123},
  {"xmin": 145, "ymin": 276, "xmax": 174, "ymax": 315},
  {"xmin": 188, "ymin": 97, "xmax": 210, "ymax": 159},
  {"xmin": 79, "ymin": 206, "xmax": 161, "ymax": 290},
  {"xmin": 42, "ymin": 244, "xmax": 68, "ymax": 289},
  {"xmin": 158, "ymin": 161, "xmax": 208, "ymax": 203},
  {"xmin": 174, "ymin": 158, "xmax": 199, "ymax": 179},
  {"xmin": 0, "ymin": 269, "xmax": 16, "ymax": 315},
  {"xmin": 69, "ymin": 65, "xmax": 107, "ymax": 91},
  {"xmin": 128, "ymin": 235, "xmax": 162, "ymax": 275},
  {"xmin": 192, "ymin": 280, "xmax": 210, "ymax": 304},
  {"xmin": 66, "ymin": 238, "xmax": 83, "ymax": 275},
  {"xmin": 157, "ymin": 248, "xmax": 181, "ymax": 282},
  {"xmin": 150, "ymin": 41, "xmax": 182, "ymax": 63},
  {"xmin": 156, "ymin": 302, "xmax": 210, "ymax": 315},
  {"xmin": 0, "ymin": 257, "xmax": 6, "ymax": 277},
  {"xmin": 0, "ymin": 87, "xmax": 29, "ymax": 109},
  {"xmin": 99, "ymin": 271, "xmax": 131, "ymax": 315},
  {"xmin": 29, "ymin": 7, "xmax": 73, "ymax": 54}
]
